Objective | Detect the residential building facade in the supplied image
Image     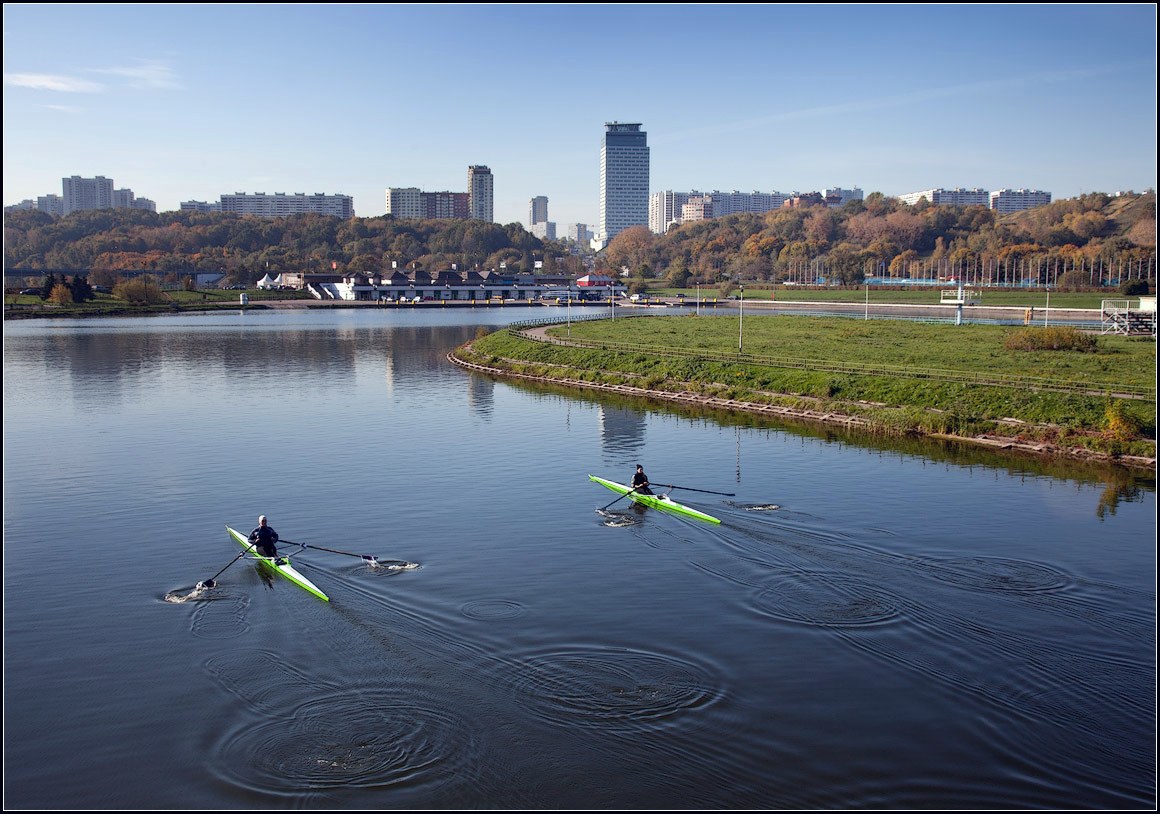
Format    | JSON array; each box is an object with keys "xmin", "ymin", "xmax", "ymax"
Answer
[
  {"xmin": 62, "ymin": 175, "xmax": 115, "ymax": 215},
  {"xmin": 385, "ymin": 187, "xmax": 422, "ymax": 219},
  {"xmin": 597, "ymin": 122, "xmax": 649, "ymax": 249},
  {"xmin": 898, "ymin": 188, "xmax": 990, "ymax": 207},
  {"xmin": 219, "ymin": 192, "xmax": 355, "ymax": 218},
  {"xmin": 989, "ymin": 188, "xmax": 1052, "ymax": 213},
  {"xmin": 468, "ymin": 165, "xmax": 494, "ymax": 222},
  {"xmin": 180, "ymin": 200, "xmax": 222, "ymax": 213},
  {"xmin": 529, "ymin": 195, "xmax": 549, "ymax": 225}
]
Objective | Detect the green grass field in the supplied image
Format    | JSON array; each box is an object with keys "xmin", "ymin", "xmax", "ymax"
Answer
[{"xmin": 463, "ymin": 314, "xmax": 1156, "ymax": 459}]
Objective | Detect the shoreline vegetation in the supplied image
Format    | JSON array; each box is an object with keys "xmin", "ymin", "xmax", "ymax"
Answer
[{"xmin": 449, "ymin": 314, "xmax": 1156, "ymax": 473}]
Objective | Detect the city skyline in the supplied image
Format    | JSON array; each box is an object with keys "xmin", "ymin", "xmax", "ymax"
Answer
[{"xmin": 3, "ymin": 5, "xmax": 1156, "ymax": 228}]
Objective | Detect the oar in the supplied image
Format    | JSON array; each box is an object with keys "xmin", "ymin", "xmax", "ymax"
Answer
[
  {"xmin": 281, "ymin": 540, "xmax": 381, "ymax": 566},
  {"xmin": 198, "ymin": 549, "xmax": 251, "ymax": 589},
  {"xmin": 598, "ymin": 486, "xmax": 637, "ymax": 512},
  {"xmin": 654, "ymin": 483, "xmax": 736, "ymax": 496}
]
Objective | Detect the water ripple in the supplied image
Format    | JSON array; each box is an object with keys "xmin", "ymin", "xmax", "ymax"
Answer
[
  {"xmin": 753, "ymin": 573, "xmax": 904, "ymax": 627},
  {"xmin": 460, "ymin": 599, "xmax": 526, "ymax": 621},
  {"xmin": 507, "ymin": 646, "xmax": 723, "ymax": 732},
  {"xmin": 917, "ymin": 556, "xmax": 1071, "ymax": 593},
  {"xmin": 209, "ymin": 685, "xmax": 477, "ymax": 795}
]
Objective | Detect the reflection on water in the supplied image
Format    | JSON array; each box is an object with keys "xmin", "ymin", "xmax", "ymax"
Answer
[{"xmin": 3, "ymin": 310, "xmax": 1154, "ymax": 810}]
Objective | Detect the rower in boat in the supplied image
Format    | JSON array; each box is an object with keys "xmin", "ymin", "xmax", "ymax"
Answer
[
  {"xmin": 249, "ymin": 515, "xmax": 283, "ymax": 564},
  {"xmin": 632, "ymin": 464, "xmax": 654, "ymax": 495}
]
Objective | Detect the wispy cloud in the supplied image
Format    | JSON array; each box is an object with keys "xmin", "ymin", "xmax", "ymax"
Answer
[
  {"xmin": 42, "ymin": 104, "xmax": 84, "ymax": 114},
  {"xmin": 87, "ymin": 59, "xmax": 181, "ymax": 90},
  {"xmin": 3, "ymin": 73, "xmax": 103, "ymax": 92}
]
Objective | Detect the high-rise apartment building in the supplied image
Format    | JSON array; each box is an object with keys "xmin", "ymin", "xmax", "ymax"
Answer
[
  {"xmin": 219, "ymin": 192, "xmax": 355, "ymax": 218},
  {"xmin": 62, "ymin": 175, "xmax": 115, "ymax": 215},
  {"xmin": 421, "ymin": 191, "xmax": 470, "ymax": 219},
  {"xmin": 385, "ymin": 187, "xmax": 422, "ymax": 219},
  {"xmin": 180, "ymin": 200, "xmax": 222, "ymax": 213},
  {"xmin": 898, "ymin": 188, "xmax": 989, "ymax": 207},
  {"xmin": 529, "ymin": 195, "xmax": 549, "ymax": 225},
  {"xmin": 37, "ymin": 194, "xmax": 65, "ymax": 216},
  {"xmin": 822, "ymin": 187, "xmax": 864, "ymax": 207},
  {"xmin": 597, "ymin": 122, "xmax": 649, "ymax": 249},
  {"xmin": 989, "ymin": 188, "xmax": 1052, "ymax": 213},
  {"xmin": 650, "ymin": 189, "xmax": 788, "ymax": 232},
  {"xmin": 467, "ymin": 165, "xmax": 494, "ymax": 222}
]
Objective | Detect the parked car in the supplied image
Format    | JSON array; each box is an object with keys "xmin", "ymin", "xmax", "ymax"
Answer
[
  {"xmin": 20, "ymin": 288, "xmax": 40, "ymax": 295},
  {"xmin": 92, "ymin": 285, "xmax": 111, "ymax": 294}
]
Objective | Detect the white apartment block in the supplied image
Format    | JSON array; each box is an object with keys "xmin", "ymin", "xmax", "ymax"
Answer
[
  {"xmin": 467, "ymin": 165, "xmax": 494, "ymax": 222},
  {"xmin": 680, "ymin": 195, "xmax": 713, "ymax": 222},
  {"xmin": 529, "ymin": 195, "xmax": 549, "ymax": 225},
  {"xmin": 649, "ymin": 191, "xmax": 690, "ymax": 233},
  {"xmin": 37, "ymin": 195, "xmax": 65, "ymax": 216},
  {"xmin": 530, "ymin": 221, "xmax": 556, "ymax": 240},
  {"xmin": 62, "ymin": 175, "xmax": 115, "ymax": 215},
  {"xmin": 598, "ymin": 122, "xmax": 649, "ymax": 248},
  {"xmin": 823, "ymin": 186, "xmax": 864, "ymax": 207},
  {"xmin": 989, "ymin": 188, "xmax": 1052, "ymax": 213},
  {"xmin": 219, "ymin": 192, "xmax": 355, "ymax": 218},
  {"xmin": 385, "ymin": 187, "xmax": 422, "ymax": 219},
  {"xmin": 898, "ymin": 188, "xmax": 990, "ymax": 207},
  {"xmin": 180, "ymin": 200, "xmax": 222, "ymax": 213},
  {"xmin": 651, "ymin": 189, "xmax": 788, "ymax": 231}
]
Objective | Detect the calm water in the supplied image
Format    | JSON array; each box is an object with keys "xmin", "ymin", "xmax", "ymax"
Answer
[{"xmin": 3, "ymin": 308, "xmax": 1155, "ymax": 809}]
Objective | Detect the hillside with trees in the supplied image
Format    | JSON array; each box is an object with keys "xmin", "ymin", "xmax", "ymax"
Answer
[
  {"xmin": 4, "ymin": 191, "xmax": 1155, "ymax": 290},
  {"xmin": 600, "ymin": 191, "xmax": 1155, "ymax": 289},
  {"xmin": 3, "ymin": 209, "xmax": 583, "ymax": 287}
]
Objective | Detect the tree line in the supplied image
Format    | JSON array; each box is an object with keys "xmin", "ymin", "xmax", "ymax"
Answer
[
  {"xmin": 4, "ymin": 190, "xmax": 1155, "ymax": 290},
  {"xmin": 3, "ymin": 209, "xmax": 584, "ymax": 287},
  {"xmin": 600, "ymin": 191, "xmax": 1156, "ymax": 289}
]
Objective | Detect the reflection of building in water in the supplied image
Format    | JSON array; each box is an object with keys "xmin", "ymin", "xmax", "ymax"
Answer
[
  {"xmin": 599, "ymin": 405, "xmax": 646, "ymax": 456},
  {"xmin": 467, "ymin": 373, "xmax": 494, "ymax": 418}
]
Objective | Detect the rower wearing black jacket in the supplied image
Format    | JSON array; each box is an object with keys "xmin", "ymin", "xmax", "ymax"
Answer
[
  {"xmin": 248, "ymin": 515, "xmax": 279, "ymax": 557},
  {"xmin": 631, "ymin": 465, "xmax": 654, "ymax": 495}
]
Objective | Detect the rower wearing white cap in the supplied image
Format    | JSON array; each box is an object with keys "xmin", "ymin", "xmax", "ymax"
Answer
[{"xmin": 248, "ymin": 515, "xmax": 279, "ymax": 557}]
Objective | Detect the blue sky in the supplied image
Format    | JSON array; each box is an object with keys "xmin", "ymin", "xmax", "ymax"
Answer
[{"xmin": 3, "ymin": 4, "xmax": 1156, "ymax": 229}]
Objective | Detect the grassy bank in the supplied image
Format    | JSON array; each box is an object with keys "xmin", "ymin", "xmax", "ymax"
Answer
[
  {"xmin": 458, "ymin": 314, "xmax": 1156, "ymax": 464},
  {"xmin": 651, "ymin": 286, "xmax": 1126, "ymax": 309}
]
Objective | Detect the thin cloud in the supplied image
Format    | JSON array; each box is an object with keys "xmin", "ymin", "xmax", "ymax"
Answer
[
  {"xmin": 42, "ymin": 104, "xmax": 84, "ymax": 114},
  {"xmin": 87, "ymin": 59, "xmax": 181, "ymax": 90},
  {"xmin": 3, "ymin": 73, "xmax": 103, "ymax": 92}
]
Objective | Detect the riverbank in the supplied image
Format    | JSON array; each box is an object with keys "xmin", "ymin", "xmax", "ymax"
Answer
[{"xmin": 449, "ymin": 317, "xmax": 1156, "ymax": 472}]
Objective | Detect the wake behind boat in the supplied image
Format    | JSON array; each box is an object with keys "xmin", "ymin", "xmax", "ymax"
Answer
[
  {"xmin": 589, "ymin": 475, "xmax": 722, "ymax": 524},
  {"xmin": 225, "ymin": 526, "xmax": 330, "ymax": 601}
]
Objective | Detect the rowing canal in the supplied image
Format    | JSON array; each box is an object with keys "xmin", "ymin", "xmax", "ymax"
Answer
[{"xmin": 3, "ymin": 307, "xmax": 1155, "ymax": 809}]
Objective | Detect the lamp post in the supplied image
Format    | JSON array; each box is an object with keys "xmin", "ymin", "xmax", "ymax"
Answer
[{"xmin": 738, "ymin": 282, "xmax": 744, "ymax": 353}]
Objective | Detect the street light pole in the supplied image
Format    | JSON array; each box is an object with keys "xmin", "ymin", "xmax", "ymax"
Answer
[{"xmin": 738, "ymin": 283, "xmax": 744, "ymax": 353}]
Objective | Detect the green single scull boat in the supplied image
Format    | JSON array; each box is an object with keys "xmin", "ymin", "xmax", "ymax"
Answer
[
  {"xmin": 226, "ymin": 526, "xmax": 330, "ymax": 602},
  {"xmin": 589, "ymin": 475, "xmax": 721, "ymax": 524}
]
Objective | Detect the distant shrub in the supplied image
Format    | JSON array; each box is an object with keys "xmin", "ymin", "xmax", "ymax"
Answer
[
  {"xmin": 1104, "ymin": 398, "xmax": 1143, "ymax": 442},
  {"xmin": 1003, "ymin": 327, "xmax": 1098, "ymax": 352},
  {"xmin": 1118, "ymin": 279, "xmax": 1151, "ymax": 296}
]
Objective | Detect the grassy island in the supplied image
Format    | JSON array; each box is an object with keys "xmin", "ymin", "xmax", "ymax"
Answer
[{"xmin": 453, "ymin": 313, "xmax": 1156, "ymax": 468}]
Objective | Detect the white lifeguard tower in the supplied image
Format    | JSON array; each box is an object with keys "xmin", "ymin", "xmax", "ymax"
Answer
[{"xmin": 940, "ymin": 284, "xmax": 980, "ymax": 325}]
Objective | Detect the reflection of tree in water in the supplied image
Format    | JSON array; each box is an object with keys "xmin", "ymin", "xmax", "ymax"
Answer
[
  {"xmin": 1096, "ymin": 470, "xmax": 1149, "ymax": 520},
  {"xmin": 498, "ymin": 375, "xmax": 1158, "ymax": 499}
]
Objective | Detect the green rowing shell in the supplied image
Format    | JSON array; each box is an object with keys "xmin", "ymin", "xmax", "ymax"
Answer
[
  {"xmin": 589, "ymin": 475, "xmax": 721, "ymax": 524},
  {"xmin": 226, "ymin": 526, "xmax": 330, "ymax": 602}
]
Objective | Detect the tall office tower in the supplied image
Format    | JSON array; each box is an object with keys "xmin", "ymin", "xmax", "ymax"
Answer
[
  {"xmin": 529, "ymin": 195, "xmax": 549, "ymax": 225},
  {"xmin": 467, "ymin": 165, "xmax": 494, "ymax": 222},
  {"xmin": 598, "ymin": 122, "xmax": 649, "ymax": 248},
  {"xmin": 385, "ymin": 187, "xmax": 422, "ymax": 218},
  {"xmin": 62, "ymin": 175, "xmax": 115, "ymax": 214},
  {"xmin": 989, "ymin": 188, "xmax": 1052, "ymax": 213}
]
